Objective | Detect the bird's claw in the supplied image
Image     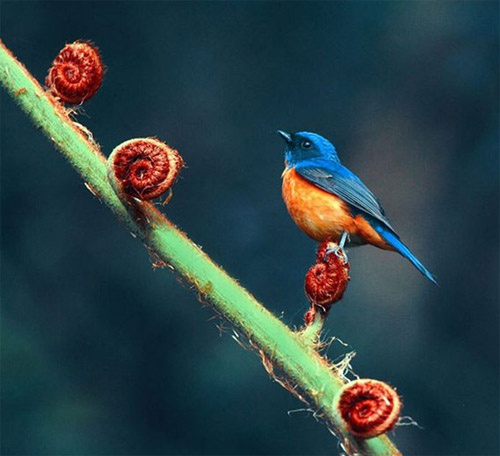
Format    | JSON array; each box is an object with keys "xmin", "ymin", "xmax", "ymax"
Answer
[
  {"xmin": 324, "ymin": 245, "xmax": 349, "ymax": 264},
  {"xmin": 323, "ymin": 231, "xmax": 350, "ymax": 263}
]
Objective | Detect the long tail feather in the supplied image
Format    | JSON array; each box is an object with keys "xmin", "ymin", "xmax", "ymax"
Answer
[{"xmin": 375, "ymin": 226, "xmax": 438, "ymax": 285}]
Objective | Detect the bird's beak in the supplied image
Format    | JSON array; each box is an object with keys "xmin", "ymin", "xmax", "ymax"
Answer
[{"xmin": 277, "ymin": 130, "xmax": 293, "ymax": 144}]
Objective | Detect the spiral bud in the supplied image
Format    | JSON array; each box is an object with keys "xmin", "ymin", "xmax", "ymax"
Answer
[
  {"xmin": 46, "ymin": 41, "xmax": 104, "ymax": 104},
  {"xmin": 336, "ymin": 379, "xmax": 401, "ymax": 438},
  {"xmin": 109, "ymin": 138, "xmax": 184, "ymax": 200},
  {"xmin": 304, "ymin": 240, "xmax": 349, "ymax": 311}
]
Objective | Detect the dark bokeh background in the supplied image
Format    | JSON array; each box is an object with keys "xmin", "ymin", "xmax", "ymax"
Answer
[{"xmin": 1, "ymin": 2, "xmax": 498, "ymax": 455}]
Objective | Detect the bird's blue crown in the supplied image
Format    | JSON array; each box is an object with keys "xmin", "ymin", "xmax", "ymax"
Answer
[{"xmin": 278, "ymin": 131, "xmax": 340, "ymax": 167}]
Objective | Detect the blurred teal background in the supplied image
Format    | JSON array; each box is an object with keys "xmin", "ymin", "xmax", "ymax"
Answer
[{"xmin": 1, "ymin": 1, "xmax": 498, "ymax": 455}]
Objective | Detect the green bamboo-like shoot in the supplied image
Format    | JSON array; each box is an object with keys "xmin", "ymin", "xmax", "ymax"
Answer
[{"xmin": 0, "ymin": 39, "xmax": 402, "ymax": 456}]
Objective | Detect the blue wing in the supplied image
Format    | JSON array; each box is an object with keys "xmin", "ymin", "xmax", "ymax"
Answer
[
  {"xmin": 295, "ymin": 160, "xmax": 396, "ymax": 233},
  {"xmin": 295, "ymin": 160, "xmax": 438, "ymax": 284}
]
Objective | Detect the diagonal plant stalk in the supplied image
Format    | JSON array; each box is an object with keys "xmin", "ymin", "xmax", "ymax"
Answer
[{"xmin": 0, "ymin": 39, "xmax": 401, "ymax": 456}]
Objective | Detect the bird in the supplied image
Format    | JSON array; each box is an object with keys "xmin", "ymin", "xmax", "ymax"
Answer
[{"xmin": 278, "ymin": 130, "xmax": 437, "ymax": 285}]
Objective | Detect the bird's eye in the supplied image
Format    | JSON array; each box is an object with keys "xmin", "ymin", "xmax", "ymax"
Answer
[{"xmin": 302, "ymin": 141, "xmax": 312, "ymax": 149}]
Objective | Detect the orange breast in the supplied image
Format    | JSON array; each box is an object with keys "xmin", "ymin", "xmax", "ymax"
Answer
[
  {"xmin": 281, "ymin": 167, "xmax": 392, "ymax": 249},
  {"xmin": 281, "ymin": 168, "xmax": 354, "ymax": 241}
]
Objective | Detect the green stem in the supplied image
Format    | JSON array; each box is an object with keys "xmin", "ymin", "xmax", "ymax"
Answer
[{"xmin": 0, "ymin": 39, "xmax": 401, "ymax": 456}]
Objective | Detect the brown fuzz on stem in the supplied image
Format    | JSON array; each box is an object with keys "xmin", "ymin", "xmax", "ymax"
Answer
[
  {"xmin": 109, "ymin": 138, "xmax": 184, "ymax": 201},
  {"xmin": 304, "ymin": 239, "xmax": 350, "ymax": 313},
  {"xmin": 46, "ymin": 41, "xmax": 103, "ymax": 104},
  {"xmin": 337, "ymin": 379, "xmax": 401, "ymax": 439}
]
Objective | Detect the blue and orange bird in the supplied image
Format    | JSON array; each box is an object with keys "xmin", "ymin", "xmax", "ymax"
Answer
[{"xmin": 278, "ymin": 130, "xmax": 437, "ymax": 284}]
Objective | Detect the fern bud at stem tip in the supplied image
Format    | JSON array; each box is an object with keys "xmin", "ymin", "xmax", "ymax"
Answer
[
  {"xmin": 108, "ymin": 138, "xmax": 184, "ymax": 201},
  {"xmin": 46, "ymin": 41, "xmax": 104, "ymax": 104},
  {"xmin": 336, "ymin": 379, "xmax": 401, "ymax": 439},
  {"xmin": 304, "ymin": 240, "xmax": 350, "ymax": 317}
]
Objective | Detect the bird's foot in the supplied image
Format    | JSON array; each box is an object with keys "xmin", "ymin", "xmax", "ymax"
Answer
[
  {"xmin": 324, "ymin": 245, "xmax": 349, "ymax": 264},
  {"xmin": 323, "ymin": 231, "xmax": 350, "ymax": 264}
]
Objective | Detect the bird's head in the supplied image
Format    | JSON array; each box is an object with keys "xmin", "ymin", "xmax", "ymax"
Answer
[{"xmin": 277, "ymin": 130, "xmax": 339, "ymax": 167}]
